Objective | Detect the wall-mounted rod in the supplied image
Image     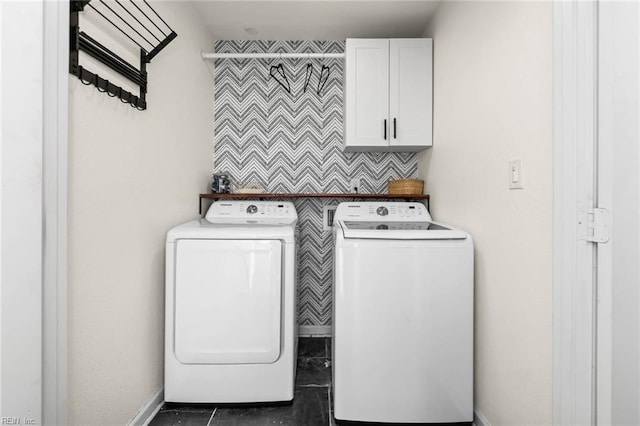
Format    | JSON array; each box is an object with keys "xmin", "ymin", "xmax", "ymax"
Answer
[{"xmin": 201, "ymin": 52, "xmax": 345, "ymax": 60}]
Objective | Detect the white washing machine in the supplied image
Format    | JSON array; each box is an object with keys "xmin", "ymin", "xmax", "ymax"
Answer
[
  {"xmin": 165, "ymin": 201, "xmax": 298, "ymax": 403},
  {"xmin": 332, "ymin": 202, "xmax": 474, "ymax": 424}
]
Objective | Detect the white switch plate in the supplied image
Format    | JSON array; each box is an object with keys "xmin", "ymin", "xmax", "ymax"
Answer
[{"xmin": 509, "ymin": 157, "xmax": 524, "ymax": 189}]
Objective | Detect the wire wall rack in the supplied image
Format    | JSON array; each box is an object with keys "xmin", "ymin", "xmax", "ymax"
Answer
[{"xmin": 70, "ymin": 0, "xmax": 177, "ymax": 110}]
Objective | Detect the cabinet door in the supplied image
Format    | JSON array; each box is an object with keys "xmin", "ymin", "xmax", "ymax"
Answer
[
  {"xmin": 345, "ymin": 39, "xmax": 390, "ymax": 151},
  {"xmin": 389, "ymin": 39, "xmax": 433, "ymax": 150}
]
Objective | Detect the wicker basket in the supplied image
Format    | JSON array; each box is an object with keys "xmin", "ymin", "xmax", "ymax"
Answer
[{"xmin": 388, "ymin": 178, "xmax": 424, "ymax": 195}]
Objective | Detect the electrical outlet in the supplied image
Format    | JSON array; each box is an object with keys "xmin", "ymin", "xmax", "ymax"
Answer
[
  {"xmin": 323, "ymin": 206, "xmax": 337, "ymax": 231},
  {"xmin": 350, "ymin": 178, "xmax": 360, "ymax": 194}
]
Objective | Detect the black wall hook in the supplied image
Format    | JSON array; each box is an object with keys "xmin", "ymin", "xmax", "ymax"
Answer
[
  {"xmin": 96, "ymin": 77, "xmax": 108, "ymax": 92},
  {"xmin": 78, "ymin": 66, "xmax": 92, "ymax": 85}
]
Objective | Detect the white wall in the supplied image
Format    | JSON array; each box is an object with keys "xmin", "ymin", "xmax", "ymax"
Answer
[
  {"xmin": 419, "ymin": 2, "xmax": 552, "ymax": 424},
  {"xmin": 67, "ymin": 2, "xmax": 213, "ymax": 424},
  {"xmin": 0, "ymin": 1, "xmax": 45, "ymax": 423}
]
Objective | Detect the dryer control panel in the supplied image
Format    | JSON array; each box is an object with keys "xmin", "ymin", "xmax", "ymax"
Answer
[{"xmin": 205, "ymin": 201, "xmax": 297, "ymax": 224}]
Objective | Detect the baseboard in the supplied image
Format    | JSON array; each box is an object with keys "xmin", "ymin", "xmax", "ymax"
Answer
[
  {"xmin": 298, "ymin": 325, "xmax": 331, "ymax": 337},
  {"xmin": 474, "ymin": 408, "xmax": 491, "ymax": 426},
  {"xmin": 127, "ymin": 387, "xmax": 164, "ymax": 426}
]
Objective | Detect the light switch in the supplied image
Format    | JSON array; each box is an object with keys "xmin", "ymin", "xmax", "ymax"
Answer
[{"xmin": 509, "ymin": 157, "xmax": 524, "ymax": 189}]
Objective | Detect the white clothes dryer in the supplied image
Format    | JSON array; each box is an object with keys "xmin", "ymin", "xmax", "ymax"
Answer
[
  {"xmin": 332, "ymin": 202, "xmax": 474, "ymax": 424},
  {"xmin": 165, "ymin": 201, "xmax": 298, "ymax": 403}
]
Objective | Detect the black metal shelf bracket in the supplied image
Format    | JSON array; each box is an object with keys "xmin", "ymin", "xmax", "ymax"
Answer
[{"xmin": 70, "ymin": 0, "xmax": 177, "ymax": 110}]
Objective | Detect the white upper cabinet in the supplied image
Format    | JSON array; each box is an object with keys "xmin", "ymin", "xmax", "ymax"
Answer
[
  {"xmin": 389, "ymin": 39, "xmax": 433, "ymax": 150},
  {"xmin": 344, "ymin": 38, "xmax": 433, "ymax": 152},
  {"xmin": 345, "ymin": 39, "xmax": 390, "ymax": 150}
]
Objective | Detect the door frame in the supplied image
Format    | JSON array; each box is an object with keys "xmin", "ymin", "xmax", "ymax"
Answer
[
  {"xmin": 43, "ymin": 1, "xmax": 69, "ymax": 424},
  {"xmin": 594, "ymin": 2, "xmax": 640, "ymax": 423},
  {"xmin": 552, "ymin": 1, "xmax": 598, "ymax": 424}
]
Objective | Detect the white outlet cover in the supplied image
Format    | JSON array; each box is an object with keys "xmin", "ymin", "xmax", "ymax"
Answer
[{"xmin": 350, "ymin": 178, "xmax": 360, "ymax": 193}]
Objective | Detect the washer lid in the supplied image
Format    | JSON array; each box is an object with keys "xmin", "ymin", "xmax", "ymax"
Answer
[{"xmin": 339, "ymin": 220, "xmax": 468, "ymax": 240}]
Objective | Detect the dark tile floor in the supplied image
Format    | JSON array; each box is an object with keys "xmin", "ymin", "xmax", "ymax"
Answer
[{"xmin": 150, "ymin": 337, "xmax": 334, "ymax": 426}]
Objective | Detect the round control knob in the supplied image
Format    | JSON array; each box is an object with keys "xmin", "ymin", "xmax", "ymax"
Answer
[
  {"xmin": 376, "ymin": 206, "xmax": 389, "ymax": 216},
  {"xmin": 246, "ymin": 205, "xmax": 258, "ymax": 214},
  {"xmin": 376, "ymin": 224, "xmax": 389, "ymax": 230}
]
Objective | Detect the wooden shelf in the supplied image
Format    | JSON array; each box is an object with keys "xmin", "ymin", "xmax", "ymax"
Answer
[
  {"xmin": 198, "ymin": 193, "xmax": 429, "ymax": 214},
  {"xmin": 199, "ymin": 192, "xmax": 428, "ymax": 200}
]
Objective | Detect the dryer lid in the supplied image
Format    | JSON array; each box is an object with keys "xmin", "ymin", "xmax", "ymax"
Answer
[{"xmin": 166, "ymin": 220, "xmax": 296, "ymax": 244}]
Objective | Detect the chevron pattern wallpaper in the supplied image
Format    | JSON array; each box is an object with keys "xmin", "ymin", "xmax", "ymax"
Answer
[{"xmin": 213, "ymin": 40, "xmax": 418, "ymax": 327}]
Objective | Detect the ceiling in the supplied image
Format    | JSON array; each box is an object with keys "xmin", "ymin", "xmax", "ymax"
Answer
[{"xmin": 190, "ymin": 1, "xmax": 441, "ymax": 41}]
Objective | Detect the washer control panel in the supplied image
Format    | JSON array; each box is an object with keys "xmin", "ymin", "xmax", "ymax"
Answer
[
  {"xmin": 206, "ymin": 201, "xmax": 297, "ymax": 223},
  {"xmin": 335, "ymin": 202, "xmax": 430, "ymax": 222}
]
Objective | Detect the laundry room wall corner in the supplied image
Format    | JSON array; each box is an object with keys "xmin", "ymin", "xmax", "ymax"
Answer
[
  {"xmin": 67, "ymin": 2, "xmax": 214, "ymax": 424},
  {"xmin": 418, "ymin": 2, "xmax": 553, "ymax": 425}
]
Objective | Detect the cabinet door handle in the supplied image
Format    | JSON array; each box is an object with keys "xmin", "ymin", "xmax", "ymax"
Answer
[
  {"xmin": 393, "ymin": 118, "xmax": 397, "ymax": 139},
  {"xmin": 384, "ymin": 119, "xmax": 387, "ymax": 140}
]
